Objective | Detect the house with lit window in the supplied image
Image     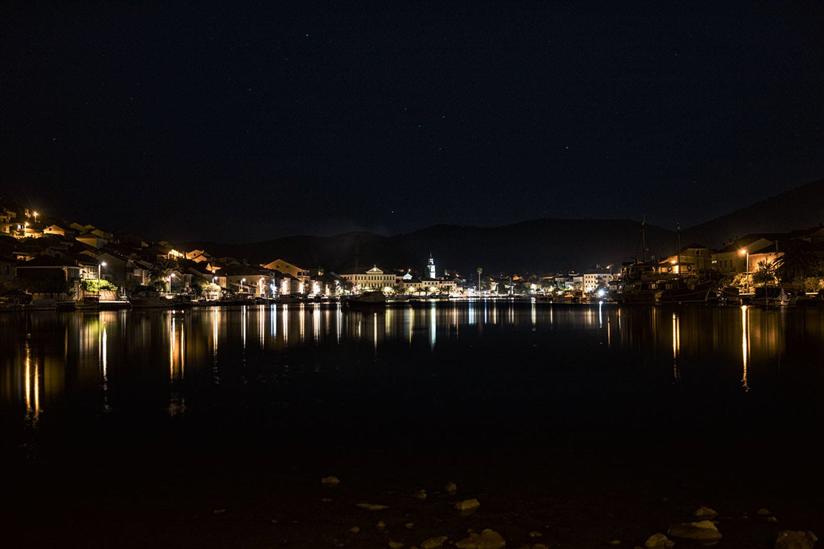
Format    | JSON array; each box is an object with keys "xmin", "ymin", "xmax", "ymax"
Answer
[
  {"xmin": 340, "ymin": 266, "xmax": 399, "ymax": 292},
  {"xmin": 582, "ymin": 273, "xmax": 614, "ymax": 294},
  {"xmin": 261, "ymin": 258, "xmax": 310, "ymax": 281},
  {"xmin": 712, "ymin": 237, "xmax": 777, "ymax": 274},
  {"xmin": 658, "ymin": 244, "xmax": 712, "ymax": 275}
]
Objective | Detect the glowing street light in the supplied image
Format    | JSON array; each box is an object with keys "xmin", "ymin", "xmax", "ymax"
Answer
[{"xmin": 738, "ymin": 248, "xmax": 749, "ymax": 273}]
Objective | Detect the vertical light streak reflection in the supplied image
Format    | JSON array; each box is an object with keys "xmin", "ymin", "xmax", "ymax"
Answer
[
  {"xmin": 335, "ymin": 305, "xmax": 342, "ymax": 343},
  {"xmin": 598, "ymin": 302, "xmax": 603, "ymax": 328},
  {"xmin": 408, "ymin": 307, "xmax": 415, "ymax": 345},
  {"xmin": 258, "ymin": 305, "xmax": 265, "ymax": 349},
  {"xmin": 468, "ymin": 302, "xmax": 476, "ymax": 325},
  {"xmin": 429, "ymin": 303, "xmax": 437, "ymax": 349},
  {"xmin": 313, "ymin": 304, "xmax": 321, "ymax": 344},
  {"xmin": 373, "ymin": 312, "xmax": 378, "ymax": 350},
  {"xmin": 385, "ymin": 307, "xmax": 393, "ymax": 339},
  {"xmin": 212, "ymin": 308, "xmax": 220, "ymax": 356},
  {"xmin": 270, "ymin": 304, "xmax": 277, "ymax": 338},
  {"xmin": 671, "ymin": 312, "xmax": 681, "ymax": 383},
  {"xmin": 169, "ymin": 315, "xmax": 185, "ymax": 381},
  {"xmin": 531, "ymin": 300, "xmax": 537, "ymax": 328},
  {"xmin": 299, "ymin": 304, "xmax": 305, "ymax": 343},
  {"xmin": 101, "ymin": 316, "xmax": 110, "ymax": 411},
  {"xmin": 607, "ymin": 314, "xmax": 612, "ymax": 348},
  {"xmin": 23, "ymin": 339, "xmax": 40, "ymax": 422},
  {"xmin": 282, "ymin": 305, "xmax": 289, "ymax": 345},
  {"xmin": 168, "ymin": 313, "xmax": 186, "ymax": 416},
  {"xmin": 741, "ymin": 305, "xmax": 750, "ymax": 391},
  {"xmin": 241, "ymin": 306, "xmax": 247, "ymax": 349}
]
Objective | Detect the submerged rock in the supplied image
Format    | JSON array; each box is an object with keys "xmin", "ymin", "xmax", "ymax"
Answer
[
  {"xmin": 421, "ymin": 535, "xmax": 449, "ymax": 549},
  {"xmin": 695, "ymin": 506, "xmax": 718, "ymax": 519},
  {"xmin": 356, "ymin": 502, "xmax": 389, "ymax": 511},
  {"xmin": 455, "ymin": 529, "xmax": 506, "ymax": 549},
  {"xmin": 389, "ymin": 541, "xmax": 405, "ymax": 549},
  {"xmin": 321, "ymin": 476, "xmax": 341, "ymax": 486},
  {"xmin": 415, "ymin": 489, "xmax": 428, "ymax": 500},
  {"xmin": 377, "ymin": 520, "xmax": 387, "ymax": 530},
  {"xmin": 349, "ymin": 526, "xmax": 360, "ymax": 534},
  {"xmin": 644, "ymin": 533, "xmax": 674, "ymax": 549},
  {"xmin": 455, "ymin": 498, "xmax": 481, "ymax": 513},
  {"xmin": 445, "ymin": 481, "xmax": 458, "ymax": 495},
  {"xmin": 668, "ymin": 520, "xmax": 722, "ymax": 542},
  {"xmin": 775, "ymin": 530, "xmax": 818, "ymax": 549}
]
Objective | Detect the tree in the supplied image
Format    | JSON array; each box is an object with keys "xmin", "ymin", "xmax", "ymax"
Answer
[
  {"xmin": 776, "ymin": 240, "xmax": 821, "ymax": 286},
  {"xmin": 752, "ymin": 260, "xmax": 778, "ymax": 306}
]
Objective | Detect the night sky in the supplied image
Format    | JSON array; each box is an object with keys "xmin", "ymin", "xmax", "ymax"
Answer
[{"xmin": 2, "ymin": 2, "xmax": 824, "ymax": 242}]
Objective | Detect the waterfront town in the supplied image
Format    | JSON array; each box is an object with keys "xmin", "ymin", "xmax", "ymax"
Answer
[{"xmin": 1, "ymin": 201, "xmax": 823, "ymax": 310}]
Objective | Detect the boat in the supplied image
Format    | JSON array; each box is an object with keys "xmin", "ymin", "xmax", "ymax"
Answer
[
  {"xmin": 657, "ymin": 279, "xmax": 718, "ymax": 304},
  {"xmin": 130, "ymin": 287, "xmax": 190, "ymax": 309},
  {"xmin": 343, "ymin": 290, "xmax": 386, "ymax": 310}
]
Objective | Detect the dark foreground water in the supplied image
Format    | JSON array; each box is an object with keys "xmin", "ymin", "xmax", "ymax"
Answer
[{"xmin": 2, "ymin": 302, "xmax": 823, "ymax": 548}]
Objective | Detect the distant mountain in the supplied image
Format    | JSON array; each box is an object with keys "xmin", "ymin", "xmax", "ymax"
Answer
[
  {"xmin": 190, "ymin": 218, "xmax": 677, "ymax": 275},
  {"xmin": 684, "ymin": 177, "xmax": 824, "ymax": 247}
]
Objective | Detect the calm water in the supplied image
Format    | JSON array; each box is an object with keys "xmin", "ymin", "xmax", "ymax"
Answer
[
  {"xmin": 5, "ymin": 302, "xmax": 824, "ymax": 547},
  {"xmin": 3, "ymin": 302, "xmax": 824, "ymax": 439}
]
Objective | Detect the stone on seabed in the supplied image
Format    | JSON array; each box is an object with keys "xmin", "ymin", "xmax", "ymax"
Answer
[
  {"xmin": 668, "ymin": 520, "xmax": 722, "ymax": 542},
  {"xmin": 421, "ymin": 535, "xmax": 449, "ymax": 549},
  {"xmin": 694, "ymin": 506, "xmax": 718, "ymax": 519},
  {"xmin": 321, "ymin": 476, "xmax": 340, "ymax": 486},
  {"xmin": 644, "ymin": 533, "xmax": 674, "ymax": 549},
  {"xmin": 455, "ymin": 528, "xmax": 506, "ymax": 549},
  {"xmin": 455, "ymin": 498, "xmax": 481, "ymax": 512},
  {"xmin": 356, "ymin": 502, "xmax": 389, "ymax": 511},
  {"xmin": 445, "ymin": 481, "xmax": 458, "ymax": 494},
  {"xmin": 775, "ymin": 530, "xmax": 818, "ymax": 549}
]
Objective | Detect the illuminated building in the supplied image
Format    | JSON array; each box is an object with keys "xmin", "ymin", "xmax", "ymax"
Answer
[
  {"xmin": 340, "ymin": 266, "xmax": 398, "ymax": 291},
  {"xmin": 426, "ymin": 253, "xmax": 436, "ymax": 279}
]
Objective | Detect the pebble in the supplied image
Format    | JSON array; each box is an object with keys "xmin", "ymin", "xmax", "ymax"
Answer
[
  {"xmin": 644, "ymin": 533, "xmax": 674, "ymax": 549},
  {"xmin": 695, "ymin": 506, "xmax": 719, "ymax": 519},
  {"xmin": 406, "ymin": 522, "xmax": 415, "ymax": 529},
  {"xmin": 455, "ymin": 529, "xmax": 506, "ymax": 549},
  {"xmin": 529, "ymin": 531, "xmax": 543, "ymax": 538},
  {"xmin": 377, "ymin": 520, "xmax": 387, "ymax": 530},
  {"xmin": 389, "ymin": 541, "xmax": 404, "ymax": 549},
  {"xmin": 421, "ymin": 535, "xmax": 449, "ymax": 549},
  {"xmin": 668, "ymin": 520, "xmax": 722, "ymax": 542},
  {"xmin": 321, "ymin": 476, "xmax": 341, "ymax": 486},
  {"xmin": 775, "ymin": 530, "xmax": 818, "ymax": 549},
  {"xmin": 356, "ymin": 502, "xmax": 389, "ymax": 511},
  {"xmin": 415, "ymin": 489, "xmax": 428, "ymax": 500},
  {"xmin": 455, "ymin": 498, "xmax": 481, "ymax": 513},
  {"xmin": 349, "ymin": 526, "xmax": 360, "ymax": 534},
  {"xmin": 445, "ymin": 481, "xmax": 458, "ymax": 494}
]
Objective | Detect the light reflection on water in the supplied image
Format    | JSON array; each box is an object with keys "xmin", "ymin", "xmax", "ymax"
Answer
[{"xmin": 1, "ymin": 302, "xmax": 823, "ymax": 425}]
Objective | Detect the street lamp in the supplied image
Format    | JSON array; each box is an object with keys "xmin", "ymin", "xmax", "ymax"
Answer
[{"xmin": 738, "ymin": 248, "xmax": 749, "ymax": 273}]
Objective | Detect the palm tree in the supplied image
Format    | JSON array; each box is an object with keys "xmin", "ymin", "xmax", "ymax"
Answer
[{"xmin": 752, "ymin": 260, "xmax": 778, "ymax": 306}]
